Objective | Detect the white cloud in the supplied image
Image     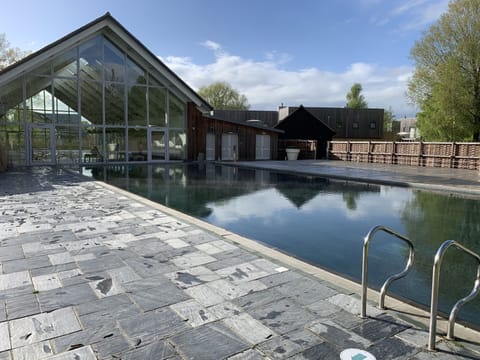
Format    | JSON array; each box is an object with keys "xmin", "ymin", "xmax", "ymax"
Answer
[
  {"xmin": 393, "ymin": 0, "xmax": 449, "ymax": 30},
  {"xmin": 162, "ymin": 43, "xmax": 417, "ymax": 117},
  {"xmin": 201, "ymin": 40, "xmax": 222, "ymax": 52}
]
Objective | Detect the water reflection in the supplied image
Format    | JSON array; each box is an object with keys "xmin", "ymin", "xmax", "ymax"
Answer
[{"xmin": 85, "ymin": 163, "xmax": 480, "ymax": 328}]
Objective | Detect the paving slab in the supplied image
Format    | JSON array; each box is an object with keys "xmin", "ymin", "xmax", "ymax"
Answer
[{"xmin": 0, "ymin": 167, "xmax": 479, "ymax": 359}]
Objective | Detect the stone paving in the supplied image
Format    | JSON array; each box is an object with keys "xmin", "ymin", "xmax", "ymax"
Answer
[{"xmin": 0, "ymin": 167, "xmax": 479, "ymax": 359}]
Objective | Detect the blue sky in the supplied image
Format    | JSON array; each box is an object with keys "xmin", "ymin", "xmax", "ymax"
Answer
[{"xmin": 2, "ymin": 0, "xmax": 450, "ymax": 118}]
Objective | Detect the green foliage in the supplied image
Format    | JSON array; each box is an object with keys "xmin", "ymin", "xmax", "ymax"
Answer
[
  {"xmin": 383, "ymin": 107, "xmax": 396, "ymax": 132},
  {"xmin": 198, "ymin": 81, "xmax": 250, "ymax": 110},
  {"xmin": 407, "ymin": 0, "xmax": 480, "ymax": 141},
  {"xmin": 346, "ymin": 83, "xmax": 368, "ymax": 109},
  {"xmin": 0, "ymin": 33, "xmax": 28, "ymax": 70}
]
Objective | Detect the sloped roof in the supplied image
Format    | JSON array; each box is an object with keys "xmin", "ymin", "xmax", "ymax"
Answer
[
  {"xmin": 0, "ymin": 12, "xmax": 212, "ymax": 112},
  {"xmin": 275, "ymin": 105, "xmax": 336, "ymax": 134}
]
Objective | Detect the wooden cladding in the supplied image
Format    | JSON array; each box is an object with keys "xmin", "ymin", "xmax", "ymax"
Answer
[{"xmin": 328, "ymin": 141, "xmax": 480, "ymax": 170}]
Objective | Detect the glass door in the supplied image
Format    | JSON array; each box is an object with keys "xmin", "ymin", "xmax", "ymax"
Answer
[
  {"xmin": 148, "ymin": 128, "xmax": 166, "ymax": 161},
  {"xmin": 30, "ymin": 124, "xmax": 55, "ymax": 165}
]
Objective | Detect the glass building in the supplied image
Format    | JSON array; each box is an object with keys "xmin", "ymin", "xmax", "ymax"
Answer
[{"xmin": 0, "ymin": 13, "xmax": 212, "ymax": 167}]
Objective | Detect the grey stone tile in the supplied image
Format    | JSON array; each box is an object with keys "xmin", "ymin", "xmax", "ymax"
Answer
[
  {"xmin": 351, "ymin": 314, "xmax": 411, "ymax": 343},
  {"xmin": 37, "ymin": 283, "xmax": 98, "ymax": 312},
  {"xmin": 11, "ymin": 340, "xmax": 53, "ymax": 360},
  {"xmin": 118, "ymin": 307, "xmax": 190, "ymax": 344},
  {"xmin": 216, "ymin": 262, "xmax": 270, "ymax": 283},
  {"xmin": 257, "ymin": 329, "xmax": 324, "ymax": 359},
  {"xmin": 79, "ymin": 301, "xmax": 141, "ymax": 328},
  {"xmin": 170, "ymin": 299, "xmax": 217, "ymax": 327},
  {"xmin": 275, "ymin": 277, "xmax": 338, "ymax": 306},
  {"xmin": 227, "ymin": 349, "xmax": 269, "ymax": 360},
  {"xmin": 123, "ymin": 257, "xmax": 179, "ymax": 277},
  {"xmin": 327, "ymin": 293, "xmax": 384, "ymax": 317},
  {"xmin": 305, "ymin": 299, "xmax": 341, "ymax": 318},
  {"xmin": 91, "ymin": 334, "xmax": 130, "ymax": 358},
  {"xmin": 0, "ymin": 301, "xmax": 5, "ymax": 322},
  {"xmin": 232, "ymin": 287, "xmax": 286, "ymax": 311},
  {"xmin": 76, "ymin": 293, "xmax": 135, "ymax": 316},
  {"xmin": 48, "ymin": 252, "xmax": 75, "ymax": 265},
  {"xmin": 288, "ymin": 342, "xmax": 340, "ymax": 360},
  {"xmin": 223, "ymin": 312, "xmax": 276, "ymax": 345},
  {"xmin": 208, "ymin": 302, "xmax": 243, "ymax": 319},
  {"xmin": 165, "ymin": 266, "xmax": 220, "ymax": 289},
  {"xmin": 88, "ymin": 277, "xmax": 123, "ymax": 298},
  {"xmin": 10, "ymin": 307, "xmax": 81, "ymax": 348},
  {"xmin": 126, "ymin": 280, "xmax": 189, "ymax": 312},
  {"xmin": 53, "ymin": 323, "xmax": 122, "ymax": 353},
  {"xmin": 331, "ymin": 309, "xmax": 365, "ymax": 329},
  {"xmin": 170, "ymin": 323, "xmax": 250, "ymax": 360},
  {"xmin": 32, "ymin": 273, "xmax": 62, "ymax": 291},
  {"xmin": 171, "ymin": 251, "xmax": 217, "ymax": 269},
  {"xmin": 118, "ymin": 340, "xmax": 175, "ymax": 360},
  {"xmin": 77, "ymin": 254, "xmax": 126, "ymax": 274},
  {"xmin": 5, "ymin": 293, "xmax": 40, "ymax": 320},
  {"xmin": 29, "ymin": 263, "xmax": 78, "ymax": 277},
  {"xmin": 40, "ymin": 345, "xmax": 97, "ymax": 360},
  {"xmin": 367, "ymin": 336, "xmax": 421, "ymax": 359},
  {"xmin": 259, "ymin": 270, "xmax": 305, "ymax": 288},
  {"xmin": 0, "ymin": 271, "xmax": 31, "ymax": 291},
  {"xmin": 206, "ymin": 279, "xmax": 268, "ymax": 300},
  {"xmin": 184, "ymin": 283, "xmax": 226, "ymax": 307},
  {"xmin": 307, "ymin": 319, "xmax": 372, "ymax": 349},
  {"xmin": 0, "ymin": 245, "xmax": 24, "ymax": 262},
  {"xmin": 0, "ymin": 322, "xmax": 10, "ymax": 352},
  {"xmin": 248, "ymin": 298, "xmax": 317, "ymax": 335},
  {"xmin": 195, "ymin": 240, "xmax": 238, "ymax": 255},
  {"xmin": 2, "ymin": 256, "xmax": 51, "ymax": 273},
  {"xmin": 106, "ymin": 266, "xmax": 141, "ymax": 285}
]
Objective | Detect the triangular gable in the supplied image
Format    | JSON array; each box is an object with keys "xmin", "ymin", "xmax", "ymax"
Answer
[
  {"xmin": 275, "ymin": 105, "xmax": 336, "ymax": 134},
  {"xmin": 0, "ymin": 12, "xmax": 212, "ymax": 113}
]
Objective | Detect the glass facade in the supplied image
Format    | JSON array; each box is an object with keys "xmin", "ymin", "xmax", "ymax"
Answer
[{"xmin": 0, "ymin": 34, "xmax": 187, "ymax": 166}]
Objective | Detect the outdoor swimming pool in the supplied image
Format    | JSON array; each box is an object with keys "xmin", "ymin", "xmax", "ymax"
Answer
[{"xmin": 84, "ymin": 162, "xmax": 480, "ymax": 328}]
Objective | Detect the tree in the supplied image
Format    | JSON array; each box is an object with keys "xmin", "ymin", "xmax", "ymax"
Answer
[
  {"xmin": 198, "ymin": 81, "xmax": 250, "ymax": 110},
  {"xmin": 0, "ymin": 33, "xmax": 28, "ymax": 70},
  {"xmin": 346, "ymin": 83, "xmax": 368, "ymax": 109},
  {"xmin": 407, "ymin": 0, "xmax": 480, "ymax": 141}
]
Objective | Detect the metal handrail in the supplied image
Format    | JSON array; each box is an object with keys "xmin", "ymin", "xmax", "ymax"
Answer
[
  {"xmin": 428, "ymin": 240, "xmax": 480, "ymax": 351},
  {"xmin": 361, "ymin": 225, "xmax": 415, "ymax": 318}
]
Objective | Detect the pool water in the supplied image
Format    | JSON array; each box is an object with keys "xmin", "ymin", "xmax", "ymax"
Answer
[{"xmin": 85, "ymin": 163, "xmax": 480, "ymax": 328}]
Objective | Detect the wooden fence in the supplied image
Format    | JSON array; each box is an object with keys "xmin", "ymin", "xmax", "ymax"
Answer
[{"xmin": 328, "ymin": 141, "xmax": 480, "ymax": 171}]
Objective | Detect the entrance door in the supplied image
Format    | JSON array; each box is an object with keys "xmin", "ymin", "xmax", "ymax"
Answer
[
  {"xmin": 149, "ymin": 128, "xmax": 166, "ymax": 161},
  {"xmin": 221, "ymin": 133, "xmax": 238, "ymax": 161},
  {"xmin": 255, "ymin": 134, "xmax": 271, "ymax": 160},
  {"xmin": 30, "ymin": 124, "xmax": 55, "ymax": 165},
  {"xmin": 206, "ymin": 133, "xmax": 215, "ymax": 160}
]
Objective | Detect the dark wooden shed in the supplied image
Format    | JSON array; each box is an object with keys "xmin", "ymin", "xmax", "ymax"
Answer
[{"xmin": 274, "ymin": 105, "xmax": 336, "ymax": 158}]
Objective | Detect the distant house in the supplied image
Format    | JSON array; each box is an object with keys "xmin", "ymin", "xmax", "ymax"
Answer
[
  {"xmin": 274, "ymin": 106, "xmax": 336, "ymax": 159},
  {"xmin": 398, "ymin": 117, "xmax": 419, "ymax": 140}
]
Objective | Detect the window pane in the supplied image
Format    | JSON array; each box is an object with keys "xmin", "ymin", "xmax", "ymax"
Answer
[
  {"xmin": 55, "ymin": 126, "xmax": 79, "ymax": 164},
  {"xmin": 53, "ymin": 48, "xmax": 77, "ymax": 77},
  {"xmin": 80, "ymin": 81, "xmax": 102, "ymax": 126},
  {"xmin": 54, "ymin": 78, "xmax": 79, "ymax": 126},
  {"xmin": 106, "ymin": 128, "xmax": 126, "ymax": 161},
  {"xmin": 0, "ymin": 124, "xmax": 25, "ymax": 166},
  {"xmin": 79, "ymin": 36, "xmax": 103, "ymax": 81},
  {"xmin": 26, "ymin": 76, "xmax": 53, "ymax": 123},
  {"xmin": 128, "ymin": 85, "xmax": 146, "ymax": 126},
  {"xmin": 169, "ymin": 93, "xmax": 185, "ymax": 128},
  {"xmin": 0, "ymin": 79, "xmax": 23, "ymax": 124},
  {"xmin": 105, "ymin": 82, "xmax": 124, "ymax": 125},
  {"xmin": 81, "ymin": 125, "xmax": 103, "ymax": 163},
  {"xmin": 126, "ymin": 58, "xmax": 145, "ymax": 84},
  {"xmin": 149, "ymin": 87, "xmax": 166, "ymax": 126},
  {"xmin": 104, "ymin": 39, "xmax": 125, "ymax": 82},
  {"xmin": 128, "ymin": 128, "xmax": 147, "ymax": 161},
  {"xmin": 169, "ymin": 130, "xmax": 186, "ymax": 160}
]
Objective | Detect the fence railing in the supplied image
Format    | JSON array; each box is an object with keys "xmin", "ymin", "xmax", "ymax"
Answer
[{"xmin": 327, "ymin": 141, "xmax": 480, "ymax": 171}]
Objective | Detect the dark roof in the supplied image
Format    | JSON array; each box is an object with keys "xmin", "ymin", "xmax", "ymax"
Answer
[
  {"xmin": 0, "ymin": 12, "xmax": 212, "ymax": 112},
  {"xmin": 275, "ymin": 105, "xmax": 336, "ymax": 133},
  {"xmin": 204, "ymin": 115, "xmax": 284, "ymax": 133},
  {"xmin": 212, "ymin": 109, "xmax": 279, "ymax": 128}
]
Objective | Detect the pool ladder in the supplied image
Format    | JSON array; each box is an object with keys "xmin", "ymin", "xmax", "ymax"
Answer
[{"xmin": 360, "ymin": 225, "xmax": 480, "ymax": 351}]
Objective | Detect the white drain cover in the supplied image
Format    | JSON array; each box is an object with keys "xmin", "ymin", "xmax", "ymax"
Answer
[{"xmin": 340, "ymin": 348, "xmax": 376, "ymax": 360}]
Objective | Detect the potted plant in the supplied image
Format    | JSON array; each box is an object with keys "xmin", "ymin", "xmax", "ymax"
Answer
[{"xmin": 285, "ymin": 147, "xmax": 300, "ymax": 160}]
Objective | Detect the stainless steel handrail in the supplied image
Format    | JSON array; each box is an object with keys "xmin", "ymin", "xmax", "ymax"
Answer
[
  {"xmin": 361, "ymin": 225, "xmax": 415, "ymax": 318},
  {"xmin": 428, "ymin": 240, "xmax": 480, "ymax": 351}
]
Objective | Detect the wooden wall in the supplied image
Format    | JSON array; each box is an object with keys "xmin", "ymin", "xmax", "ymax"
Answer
[{"xmin": 187, "ymin": 103, "xmax": 279, "ymax": 161}]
